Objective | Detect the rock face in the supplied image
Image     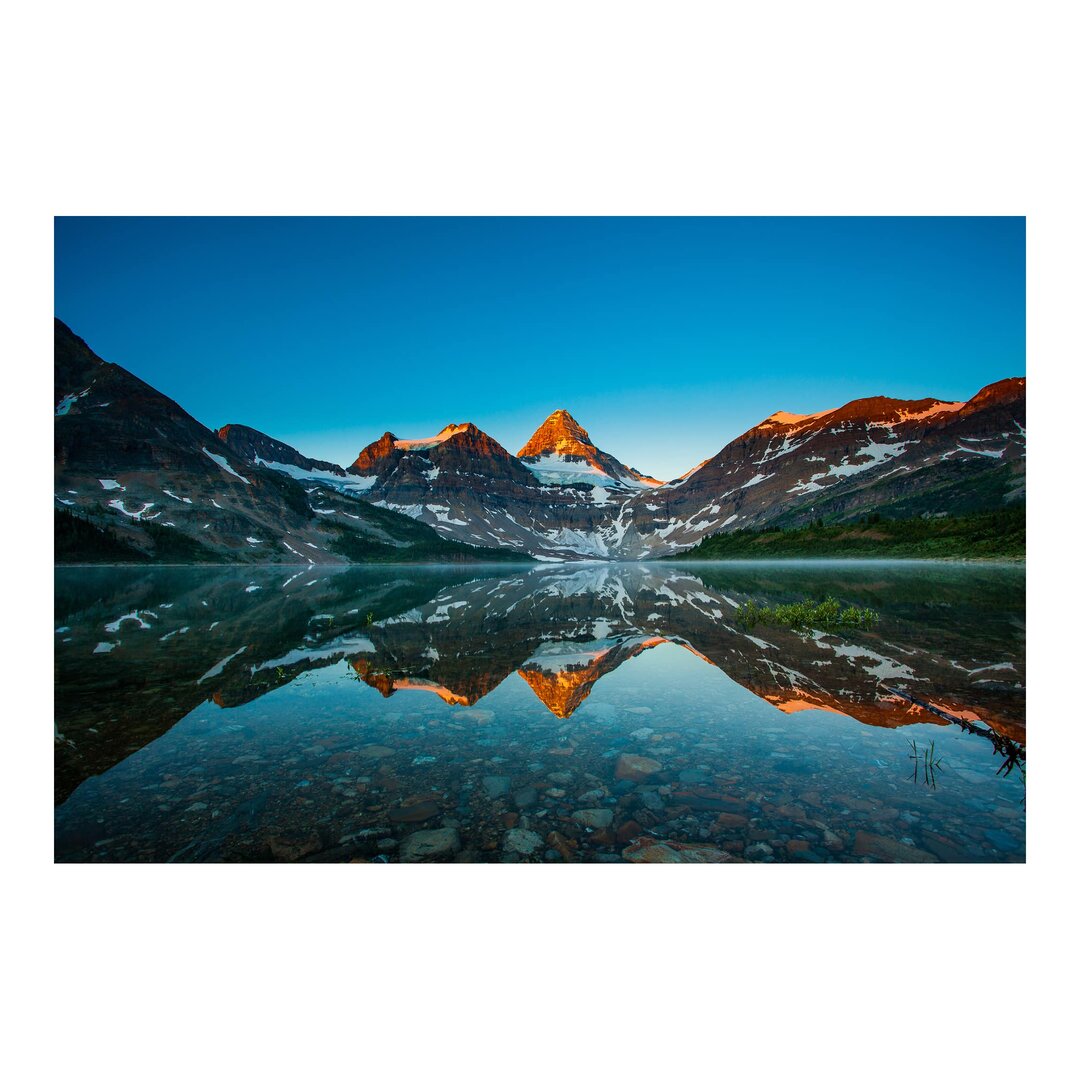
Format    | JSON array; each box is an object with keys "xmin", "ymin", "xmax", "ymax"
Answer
[
  {"xmin": 349, "ymin": 423, "xmax": 531, "ymax": 485},
  {"xmin": 55, "ymin": 318, "xmax": 1025, "ymax": 563},
  {"xmin": 216, "ymin": 423, "xmax": 347, "ymax": 477},
  {"xmin": 54, "ymin": 318, "xmax": 322, "ymax": 563},
  {"xmin": 618, "ymin": 379, "xmax": 1027, "ymax": 556},
  {"xmin": 346, "ymin": 419, "xmax": 626, "ymax": 559},
  {"xmin": 517, "ymin": 409, "xmax": 661, "ymax": 489},
  {"xmin": 351, "ymin": 431, "xmax": 400, "ymax": 474},
  {"xmin": 331, "ymin": 382, "xmax": 1025, "ymax": 560},
  {"xmin": 54, "ymin": 321, "xmax": 526, "ymax": 566}
]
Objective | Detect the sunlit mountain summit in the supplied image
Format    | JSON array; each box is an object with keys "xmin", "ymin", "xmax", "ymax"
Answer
[{"xmin": 56, "ymin": 320, "xmax": 1026, "ymax": 565}]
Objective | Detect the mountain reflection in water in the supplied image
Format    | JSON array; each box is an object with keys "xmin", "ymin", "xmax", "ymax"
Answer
[{"xmin": 54, "ymin": 562, "xmax": 1025, "ymax": 863}]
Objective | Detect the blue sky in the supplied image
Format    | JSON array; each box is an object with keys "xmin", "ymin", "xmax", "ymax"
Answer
[{"xmin": 54, "ymin": 217, "xmax": 1024, "ymax": 481}]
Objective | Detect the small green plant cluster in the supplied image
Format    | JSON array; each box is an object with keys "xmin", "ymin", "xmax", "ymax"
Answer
[
  {"xmin": 909, "ymin": 739, "xmax": 945, "ymax": 788},
  {"xmin": 736, "ymin": 595, "xmax": 879, "ymax": 632}
]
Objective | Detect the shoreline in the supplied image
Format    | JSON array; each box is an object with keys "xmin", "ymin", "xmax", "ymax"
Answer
[{"xmin": 54, "ymin": 556, "xmax": 1026, "ymax": 569}]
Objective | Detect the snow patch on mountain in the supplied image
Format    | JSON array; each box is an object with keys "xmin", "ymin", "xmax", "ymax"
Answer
[
  {"xmin": 254, "ymin": 455, "xmax": 377, "ymax": 492},
  {"xmin": 108, "ymin": 499, "xmax": 157, "ymax": 520},
  {"xmin": 202, "ymin": 448, "xmax": 251, "ymax": 484},
  {"xmin": 394, "ymin": 424, "xmax": 472, "ymax": 451},
  {"xmin": 522, "ymin": 454, "xmax": 616, "ymax": 487}
]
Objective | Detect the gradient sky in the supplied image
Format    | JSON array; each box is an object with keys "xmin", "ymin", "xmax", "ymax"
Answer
[{"xmin": 54, "ymin": 217, "xmax": 1024, "ymax": 481}]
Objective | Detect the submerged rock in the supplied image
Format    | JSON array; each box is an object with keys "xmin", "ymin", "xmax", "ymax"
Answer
[
  {"xmin": 358, "ymin": 745, "xmax": 395, "ymax": 760},
  {"xmin": 621, "ymin": 837, "xmax": 740, "ymax": 864},
  {"xmin": 639, "ymin": 791, "xmax": 664, "ymax": 811},
  {"xmin": 504, "ymin": 828, "xmax": 543, "ymax": 856},
  {"xmin": 678, "ymin": 768, "xmax": 710, "ymax": 784},
  {"xmin": 482, "ymin": 775, "xmax": 512, "ymax": 798},
  {"xmin": 853, "ymin": 830, "xmax": 937, "ymax": 863},
  {"xmin": 388, "ymin": 800, "xmax": 440, "ymax": 823},
  {"xmin": 268, "ymin": 832, "xmax": 321, "ymax": 861},
  {"xmin": 399, "ymin": 827, "xmax": 461, "ymax": 862},
  {"xmin": 615, "ymin": 754, "xmax": 663, "ymax": 782},
  {"xmin": 712, "ymin": 812, "xmax": 749, "ymax": 829}
]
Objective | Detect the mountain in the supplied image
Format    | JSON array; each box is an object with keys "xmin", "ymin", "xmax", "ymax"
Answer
[
  {"xmin": 334, "ymin": 380, "xmax": 1025, "ymax": 559},
  {"xmin": 346, "ymin": 419, "xmax": 629, "ymax": 559},
  {"xmin": 339, "ymin": 411, "xmax": 665, "ymax": 559},
  {"xmin": 54, "ymin": 318, "xmax": 1025, "ymax": 563},
  {"xmin": 516, "ymin": 409, "xmax": 662, "ymax": 489},
  {"xmin": 54, "ymin": 320, "xmax": 529, "ymax": 565},
  {"xmin": 618, "ymin": 378, "xmax": 1026, "ymax": 556},
  {"xmin": 216, "ymin": 423, "xmax": 348, "ymax": 478},
  {"xmin": 349, "ymin": 422, "xmax": 533, "ymax": 486}
]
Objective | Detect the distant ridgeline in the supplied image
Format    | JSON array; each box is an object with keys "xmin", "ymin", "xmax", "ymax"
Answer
[
  {"xmin": 54, "ymin": 318, "xmax": 1025, "ymax": 563},
  {"xmin": 52, "ymin": 321, "xmax": 529, "ymax": 566},
  {"xmin": 670, "ymin": 507, "xmax": 1025, "ymax": 561}
]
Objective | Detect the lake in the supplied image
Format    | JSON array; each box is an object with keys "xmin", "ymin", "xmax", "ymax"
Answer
[{"xmin": 54, "ymin": 561, "xmax": 1025, "ymax": 862}]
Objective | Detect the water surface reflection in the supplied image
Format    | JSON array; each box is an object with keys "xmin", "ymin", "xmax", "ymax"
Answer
[{"xmin": 54, "ymin": 562, "xmax": 1025, "ymax": 862}]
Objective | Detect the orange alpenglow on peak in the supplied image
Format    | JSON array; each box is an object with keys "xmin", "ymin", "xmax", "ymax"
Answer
[
  {"xmin": 516, "ymin": 409, "xmax": 596, "ymax": 459},
  {"xmin": 393, "ymin": 423, "xmax": 476, "ymax": 451},
  {"xmin": 517, "ymin": 409, "xmax": 663, "ymax": 487},
  {"xmin": 350, "ymin": 422, "xmax": 493, "ymax": 473}
]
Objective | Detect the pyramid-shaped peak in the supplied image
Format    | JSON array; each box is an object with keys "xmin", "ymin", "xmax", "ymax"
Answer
[
  {"xmin": 519, "ymin": 410, "xmax": 595, "ymax": 458},
  {"xmin": 517, "ymin": 409, "xmax": 662, "ymax": 487},
  {"xmin": 544, "ymin": 409, "xmax": 592, "ymax": 438}
]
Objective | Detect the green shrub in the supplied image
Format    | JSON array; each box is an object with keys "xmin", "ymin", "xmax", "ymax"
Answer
[
  {"xmin": 674, "ymin": 506, "xmax": 1025, "ymax": 561},
  {"xmin": 736, "ymin": 595, "xmax": 879, "ymax": 632}
]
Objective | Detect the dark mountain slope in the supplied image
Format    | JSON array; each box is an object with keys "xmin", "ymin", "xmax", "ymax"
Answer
[
  {"xmin": 54, "ymin": 320, "xmax": 530, "ymax": 564},
  {"xmin": 611, "ymin": 377, "xmax": 1026, "ymax": 556},
  {"xmin": 54, "ymin": 318, "xmax": 1023, "ymax": 562},
  {"xmin": 217, "ymin": 424, "xmax": 347, "ymax": 477}
]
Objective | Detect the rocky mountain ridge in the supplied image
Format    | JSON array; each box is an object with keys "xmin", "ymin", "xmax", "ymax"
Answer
[
  {"xmin": 616, "ymin": 377, "xmax": 1026, "ymax": 555},
  {"xmin": 313, "ymin": 379, "xmax": 1025, "ymax": 559},
  {"xmin": 55, "ymin": 319, "xmax": 1025, "ymax": 563},
  {"xmin": 516, "ymin": 408, "xmax": 661, "ymax": 489},
  {"xmin": 53, "ymin": 320, "xmax": 527, "ymax": 565}
]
